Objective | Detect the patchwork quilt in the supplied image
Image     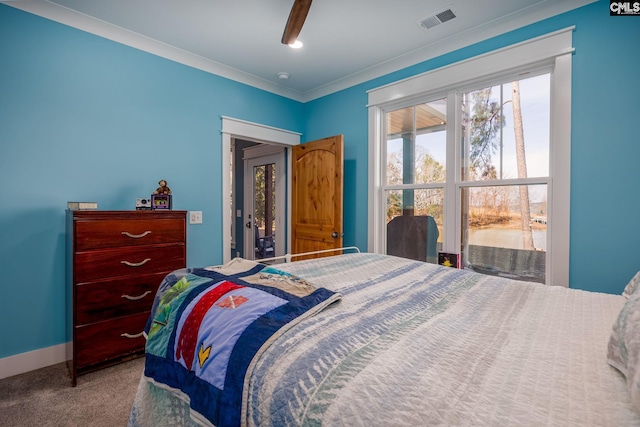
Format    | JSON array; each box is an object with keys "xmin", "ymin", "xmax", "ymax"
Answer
[{"xmin": 128, "ymin": 259, "xmax": 341, "ymax": 427}]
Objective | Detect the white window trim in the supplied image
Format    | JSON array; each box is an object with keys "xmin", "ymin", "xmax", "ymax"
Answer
[{"xmin": 367, "ymin": 27, "xmax": 573, "ymax": 286}]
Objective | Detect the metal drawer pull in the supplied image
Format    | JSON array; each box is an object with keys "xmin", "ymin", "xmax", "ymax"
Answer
[
  {"xmin": 121, "ymin": 290, "xmax": 152, "ymax": 301},
  {"xmin": 121, "ymin": 231, "xmax": 152, "ymax": 239},
  {"xmin": 121, "ymin": 332, "xmax": 145, "ymax": 339},
  {"xmin": 121, "ymin": 258, "xmax": 151, "ymax": 267}
]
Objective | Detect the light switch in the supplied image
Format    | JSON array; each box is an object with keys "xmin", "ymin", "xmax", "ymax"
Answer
[{"xmin": 189, "ymin": 211, "xmax": 203, "ymax": 224}]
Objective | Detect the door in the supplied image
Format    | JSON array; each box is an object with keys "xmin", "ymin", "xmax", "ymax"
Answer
[
  {"xmin": 292, "ymin": 135, "xmax": 344, "ymax": 259},
  {"xmin": 243, "ymin": 146, "xmax": 285, "ymax": 260}
]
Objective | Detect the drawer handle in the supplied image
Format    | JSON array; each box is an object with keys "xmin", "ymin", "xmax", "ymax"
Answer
[
  {"xmin": 121, "ymin": 332, "xmax": 145, "ymax": 339},
  {"xmin": 121, "ymin": 258, "xmax": 151, "ymax": 267},
  {"xmin": 122, "ymin": 290, "xmax": 152, "ymax": 301},
  {"xmin": 121, "ymin": 231, "xmax": 152, "ymax": 239}
]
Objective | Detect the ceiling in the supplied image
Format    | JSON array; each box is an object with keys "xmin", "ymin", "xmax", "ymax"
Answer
[{"xmin": 4, "ymin": 0, "xmax": 594, "ymax": 102}]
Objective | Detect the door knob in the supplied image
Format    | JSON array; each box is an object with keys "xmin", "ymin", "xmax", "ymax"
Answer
[
  {"xmin": 331, "ymin": 231, "xmax": 339, "ymax": 238},
  {"xmin": 246, "ymin": 222, "xmax": 251, "ymax": 228}
]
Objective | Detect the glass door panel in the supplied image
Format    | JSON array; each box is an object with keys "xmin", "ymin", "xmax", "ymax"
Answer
[
  {"xmin": 252, "ymin": 163, "xmax": 276, "ymax": 260},
  {"xmin": 243, "ymin": 147, "xmax": 285, "ymax": 262}
]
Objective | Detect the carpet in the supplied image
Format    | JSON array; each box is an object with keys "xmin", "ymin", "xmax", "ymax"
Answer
[{"xmin": 0, "ymin": 357, "xmax": 145, "ymax": 427}]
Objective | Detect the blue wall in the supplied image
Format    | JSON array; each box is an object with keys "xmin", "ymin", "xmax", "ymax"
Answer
[
  {"xmin": 0, "ymin": 4, "xmax": 303, "ymax": 358},
  {"xmin": 304, "ymin": 0, "xmax": 640, "ymax": 295},
  {"xmin": 1, "ymin": 1, "xmax": 638, "ymax": 360}
]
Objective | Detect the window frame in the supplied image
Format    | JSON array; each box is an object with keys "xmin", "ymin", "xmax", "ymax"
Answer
[{"xmin": 367, "ymin": 28, "xmax": 574, "ymax": 286}]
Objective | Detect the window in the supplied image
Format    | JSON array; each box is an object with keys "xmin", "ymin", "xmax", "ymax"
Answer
[{"xmin": 368, "ymin": 28, "xmax": 573, "ymax": 286}]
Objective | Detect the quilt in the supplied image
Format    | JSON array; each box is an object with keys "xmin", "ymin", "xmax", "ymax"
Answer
[{"xmin": 128, "ymin": 259, "xmax": 341, "ymax": 427}]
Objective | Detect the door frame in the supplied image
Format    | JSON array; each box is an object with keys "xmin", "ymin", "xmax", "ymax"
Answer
[
  {"xmin": 221, "ymin": 116, "xmax": 300, "ymax": 263},
  {"xmin": 243, "ymin": 145, "xmax": 286, "ymax": 260}
]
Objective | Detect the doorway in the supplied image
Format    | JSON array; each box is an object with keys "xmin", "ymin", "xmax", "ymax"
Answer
[
  {"xmin": 243, "ymin": 145, "xmax": 285, "ymax": 260},
  {"xmin": 221, "ymin": 116, "xmax": 300, "ymax": 264}
]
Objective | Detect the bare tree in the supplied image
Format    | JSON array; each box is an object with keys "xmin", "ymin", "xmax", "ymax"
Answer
[
  {"xmin": 386, "ymin": 149, "xmax": 445, "ymax": 222},
  {"xmin": 511, "ymin": 81, "xmax": 535, "ymax": 250}
]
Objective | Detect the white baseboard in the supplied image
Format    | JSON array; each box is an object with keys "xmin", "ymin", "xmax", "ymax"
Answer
[{"xmin": 0, "ymin": 342, "xmax": 70, "ymax": 380}]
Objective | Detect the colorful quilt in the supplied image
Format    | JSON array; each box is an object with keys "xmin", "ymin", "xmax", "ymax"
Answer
[{"xmin": 128, "ymin": 259, "xmax": 341, "ymax": 427}]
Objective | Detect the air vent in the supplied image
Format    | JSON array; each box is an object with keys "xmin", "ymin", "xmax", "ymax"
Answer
[{"xmin": 418, "ymin": 6, "xmax": 457, "ymax": 30}]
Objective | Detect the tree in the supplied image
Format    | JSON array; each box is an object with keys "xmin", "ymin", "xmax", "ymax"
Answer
[
  {"xmin": 414, "ymin": 148, "xmax": 445, "ymax": 222},
  {"xmin": 253, "ymin": 164, "xmax": 276, "ymax": 233},
  {"xmin": 415, "ymin": 147, "xmax": 446, "ymax": 183},
  {"xmin": 385, "ymin": 152, "xmax": 403, "ymax": 221},
  {"xmin": 386, "ymin": 191, "xmax": 402, "ymax": 221},
  {"xmin": 386, "ymin": 148, "xmax": 445, "ymax": 222},
  {"xmin": 466, "ymin": 83, "xmax": 535, "ymax": 249},
  {"xmin": 468, "ymin": 88, "xmax": 504, "ymax": 178},
  {"xmin": 511, "ymin": 81, "xmax": 534, "ymax": 250}
]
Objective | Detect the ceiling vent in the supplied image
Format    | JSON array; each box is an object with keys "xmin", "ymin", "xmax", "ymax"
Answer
[{"xmin": 418, "ymin": 6, "xmax": 457, "ymax": 30}]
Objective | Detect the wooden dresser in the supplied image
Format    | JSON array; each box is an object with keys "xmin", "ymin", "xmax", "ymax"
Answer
[{"xmin": 66, "ymin": 210, "xmax": 186, "ymax": 385}]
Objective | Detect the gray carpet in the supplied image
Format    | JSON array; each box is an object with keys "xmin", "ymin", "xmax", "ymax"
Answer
[{"xmin": 0, "ymin": 357, "xmax": 145, "ymax": 427}]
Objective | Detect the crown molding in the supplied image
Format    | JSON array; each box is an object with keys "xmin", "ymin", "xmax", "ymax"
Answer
[{"xmin": 4, "ymin": 0, "xmax": 306, "ymax": 101}]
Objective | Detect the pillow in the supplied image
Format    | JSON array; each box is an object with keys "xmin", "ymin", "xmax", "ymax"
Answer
[
  {"xmin": 607, "ymin": 291, "xmax": 640, "ymax": 413},
  {"xmin": 623, "ymin": 271, "xmax": 640, "ymax": 299}
]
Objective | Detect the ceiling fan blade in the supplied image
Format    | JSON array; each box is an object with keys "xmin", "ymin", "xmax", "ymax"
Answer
[{"xmin": 281, "ymin": 0, "xmax": 312, "ymax": 45}]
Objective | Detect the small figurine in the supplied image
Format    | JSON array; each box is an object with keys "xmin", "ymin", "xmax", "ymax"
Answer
[{"xmin": 153, "ymin": 179, "xmax": 171, "ymax": 195}]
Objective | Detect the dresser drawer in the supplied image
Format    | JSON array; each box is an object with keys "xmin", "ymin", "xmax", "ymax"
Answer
[
  {"xmin": 75, "ymin": 218, "xmax": 185, "ymax": 251},
  {"xmin": 75, "ymin": 311, "xmax": 149, "ymax": 370},
  {"xmin": 76, "ymin": 272, "xmax": 167, "ymax": 325},
  {"xmin": 74, "ymin": 244, "xmax": 185, "ymax": 283}
]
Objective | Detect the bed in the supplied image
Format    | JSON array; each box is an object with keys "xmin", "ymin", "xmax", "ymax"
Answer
[{"xmin": 127, "ymin": 252, "xmax": 640, "ymax": 426}]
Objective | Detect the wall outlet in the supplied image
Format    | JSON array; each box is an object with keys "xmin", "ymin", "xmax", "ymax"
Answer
[{"xmin": 189, "ymin": 211, "xmax": 203, "ymax": 224}]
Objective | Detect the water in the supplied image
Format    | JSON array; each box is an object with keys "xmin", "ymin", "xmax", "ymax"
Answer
[{"xmin": 469, "ymin": 228, "xmax": 547, "ymax": 251}]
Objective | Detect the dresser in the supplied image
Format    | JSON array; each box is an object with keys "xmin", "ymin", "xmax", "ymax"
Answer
[{"xmin": 66, "ymin": 210, "xmax": 186, "ymax": 386}]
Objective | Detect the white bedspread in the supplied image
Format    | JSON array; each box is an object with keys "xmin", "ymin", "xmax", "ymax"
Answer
[{"xmin": 246, "ymin": 253, "xmax": 640, "ymax": 426}]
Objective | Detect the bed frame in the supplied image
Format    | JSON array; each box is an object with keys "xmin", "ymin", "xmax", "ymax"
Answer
[{"xmin": 256, "ymin": 246, "xmax": 361, "ymax": 264}]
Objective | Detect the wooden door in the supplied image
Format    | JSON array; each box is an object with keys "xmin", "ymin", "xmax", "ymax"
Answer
[{"xmin": 292, "ymin": 135, "xmax": 343, "ymax": 260}]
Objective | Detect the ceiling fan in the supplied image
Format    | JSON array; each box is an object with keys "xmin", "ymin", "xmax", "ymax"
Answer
[{"xmin": 281, "ymin": 0, "xmax": 313, "ymax": 45}]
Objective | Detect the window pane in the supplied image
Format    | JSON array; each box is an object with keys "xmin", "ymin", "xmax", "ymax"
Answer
[
  {"xmin": 461, "ymin": 184, "xmax": 547, "ymax": 283},
  {"xmin": 254, "ymin": 164, "xmax": 276, "ymax": 236},
  {"xmin": 385, "ymin": 188, "xmax": 443, "ymax": 263},
  {"xmin": 386, "ymin": 99, "xmax": 447, "ymax": 185},
  {"xmin": 461, "ymin": 74, "xmax": 550, "ymax": 181}
]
